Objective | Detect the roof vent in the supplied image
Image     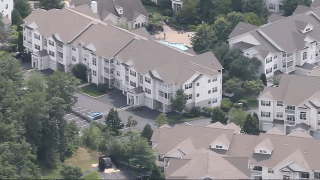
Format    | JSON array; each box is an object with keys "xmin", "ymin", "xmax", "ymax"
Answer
[
  {"xmin": 204, "ymin": 134, "xmax": 206, "ymax": 137},
  {"xmin": 246, "ymin": 144, "xmax": 249, "ymax": 148},
  {"xmin": 304, "ymin": 151, "xmax": 307, "ymax": 154},
  {"xmin": 240, "ymin": 27, "xmax": 243, "ymax": 30},
  {"xmin": 285, "ymin": 142, "xmax": 287, "ymax": 146},
  {"xmin": 272, "ymin": 137, "xmax": 274, "ymax": 140},
  {"xmin": 105, "ymin": 48, "xmax": 107, "ymax": 52}
]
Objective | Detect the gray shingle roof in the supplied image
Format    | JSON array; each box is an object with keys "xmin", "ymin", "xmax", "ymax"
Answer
[
  {"xmin": 232, "ymin": 41, "xmax": 255, "ymax": 51},
  {"xmin": 114, "ymin": 0, "xmax": 149, "ymax": 21},
  {"xmin": 72, "ymin": 4, "xmax": 100, "ymax": 19},
  {"xmin": 1, "ymin": 16, "xmax": 10, "ymax": 24},
  {"xmin": 258, "ymin": 74, "xmax": 320, "ymax": 105},
  {"xmin": 129, "ymin": 86, "xmax": 144, "ymax": 94},
  {"xmin": 311, "ymin": 0, "xmax": 320, "ymax": 8},
  {"xmin": 35, "ymin": 50, "xmax": 48, "ymax": 57},
  {"xmin": 296, "ymin": 62, "xmax": 317, "ymax": 70},
  {"xmin": 293, "ymin": 5, "xmax": 312, "ymax": 15},
  {"xmin": 268, "ymin": 14, "xmax": 285, "ymax": 23},
  {"xmin": 228, "ymin": 22, "xmax": 258, "ymax": 39},
  {"xmin": 294, "ymin": 19, "xmax": 309, "ymax": 30}
]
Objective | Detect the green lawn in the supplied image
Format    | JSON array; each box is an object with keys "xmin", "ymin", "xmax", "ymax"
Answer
[
  {"xmin": 81, "ymin": 85, "xmax": 104, "ymax": 97},
  {"xmin": 243, "ymin": 96, "xmax": 259, "ymax": 109},
  {"xmin": 41, "ymin": 148, "xmax": 100, "ymax": 179},
  {"xmin": 84, "ymin": 171, "xmax": 101, "ymax": 180},
  {"xmin": 168, "ymin": 115, "xmax": 206, "ymax": 124},
  {"xmin": 144, "ymin": 5, "xmax": 162, "ymax": 15}
]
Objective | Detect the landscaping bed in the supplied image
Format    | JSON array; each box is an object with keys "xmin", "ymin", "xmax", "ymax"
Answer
[{"xmin": 81, "ymin": 84, "xmax": 114, "ymax": 98}]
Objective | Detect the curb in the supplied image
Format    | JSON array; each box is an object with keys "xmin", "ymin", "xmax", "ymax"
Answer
[{"xmin": 79, "ymin": 90, "xmax": 119, "ymax": 99}]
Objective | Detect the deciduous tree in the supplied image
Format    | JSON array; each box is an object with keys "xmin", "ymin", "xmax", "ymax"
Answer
[
  {"xmin": 244, "ymin": 79, "xmax": 264, "ymax": 99},
  {"xmin": 141, "ymin": 124, "xmax": 153, "ymax": 142},
  {"xmin": 59, "ymin": 163, "xmax": 82, "ymax": 180},
  {"xmin": 242, "ymin": 114, "xmax": 259, "ymax": 134},
  {"xmin": 155, "ymin": 113, "xmax": 168, "ymax": 127},
  {"xmin": 71, "ymin": 63, "xmax": 87, "ymax": 83},
  {"xmin": 211, "ymin": 107, "xmax": 228, "ymax": 124},
  {"xmin": 192, "ymin": 23, "xmax": 217, "ymax": 53},
  {"xmin": 283, "ymin": 0, "xmax": 312, "ymax": 16},
  {"xmin": 126, "ymin": 116, "xmax": 138, "ymax": 132},
  {"xmin": 243, "ymin": 0, "xmax": 269, "ymax": 18},
  {"xmin": 228, "ymin": 107, "xmax": 247, "ymax": 127},
  {"xmin": 39, "ymin": 0, "xmax": 64, "ymax": 10},
  {"xmin": 171, "ymin": 89, "xmax": 187, "ymax": 116},
  {"xmin": 105, "ymin": 108, "xmax": 122, "ymax": 135}
]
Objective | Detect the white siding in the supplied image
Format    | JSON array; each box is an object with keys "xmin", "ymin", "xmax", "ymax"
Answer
[{"xmin": 0, "ymin": 0, "xmax": 13, "ymax": 20}]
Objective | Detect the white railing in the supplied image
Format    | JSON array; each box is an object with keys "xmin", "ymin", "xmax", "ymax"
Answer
[
  {"xmin": 23, "ymin": 41, "xmax": 32, "ymax": 48},
  {"xmin": 57, "ymin": 46, "xmax": 63, "ymax": 52},
  {"xmin": 27, "ymin": 32, "xmax": 32, "ymax": 37},
  {"xmin": 57, "ymin": 57, "xmax": 63, "ymax": 63},
  {"xmin": 104, "ymin": 73, "xmax": 115, "ymax": 79},
  {"xmin": 286, "ymin": 120, "xmax": 295, "ymax": 126},
  {"xmin": 158, "ymin": 96, "xmax": 170, "ymax": 104},
  {"xmin": 125, "ymin": 71, "xmax": 129, "ymax": 76},
  {"xmin": 104, "ymin": 62, "xmax": 115, "ymax": 68},
  {"xmin": 285, "ymin": 109, "xmax": 295, "ymax": 114},
  {"xmin": 125, "ymin": 81, "xmax": 129, "ymax": 86},
  {"xmin": 159, "ymin": 83, "xmax": 173, "ymax": 92}
]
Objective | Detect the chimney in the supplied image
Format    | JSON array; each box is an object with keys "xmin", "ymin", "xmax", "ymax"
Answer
[{"xmin": 91, "ymin": 1, "xmax": 98, "ymax": 14}]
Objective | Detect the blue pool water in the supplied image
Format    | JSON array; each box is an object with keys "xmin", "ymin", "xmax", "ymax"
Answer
[{"xmin": 159, "ymin": 41, "xmax": 188, "ymax": 51}]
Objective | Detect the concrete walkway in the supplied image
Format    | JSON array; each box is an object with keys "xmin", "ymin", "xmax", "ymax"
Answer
[
  {"xmin": 81, "ymin": 166, "xmax": 98, "ymax": 178},
  {"xmin": 78, "ymin": 83, "xmax": 90, "ymax": 88}
]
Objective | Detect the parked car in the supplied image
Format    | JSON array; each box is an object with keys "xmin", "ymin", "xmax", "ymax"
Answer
[
  {"xmin": 13, "ymin": 52, "xmax": 23, "ymax": 59},
  {"xmin": 21, "ymin": 53, "xmax": 31, "ymax": 62},
  {"xmin": 88, "ymin": 112, "xmax": 103, "ymax": 120},
  {"xmin": 120, "ymin": 121, "xmax": 125, "ymax": 128}
]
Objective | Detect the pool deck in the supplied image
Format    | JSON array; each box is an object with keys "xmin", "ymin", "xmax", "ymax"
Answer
[{"xmin": 154, "ymin": 23, "xmax": 194, "ymax": 48}]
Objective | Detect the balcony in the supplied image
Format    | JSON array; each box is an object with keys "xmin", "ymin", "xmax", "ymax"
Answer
[
  {"xmin": 57, "ymin": 45, "xmax": 63, "ymax": 52},
  {"xmin": 158, "ymin": 83, "xmax": 173, "ymax": 93},
  {"xmin": 104, "ymin": 62, "xmax": 115, "ymax": 68},
  {"xmin": 23, "ymin": 41, "xmax": 32, "ymax": 48},
  {"xmin": 125, "ymin": 81, "xmax": 129, "ymax": 86},
  {"xmin": 125, "ymin": 71, "xmax": 129, "ymax": 76},
  {"xmin": 282, "ymin": 66, "xmax": 294, "ymax": 74},
  {"xmin": 104, "ymin": 73, "xmax": 115, "ymax": 79},
  {"xmin": 285, "ymin": 109, "xmax": 295, "ymax": 114},
  {"xmin": 158, "ymin": 96, "xmax": 170, "ymax": 104},
  {"xmin": 57, "ymin": 56, "xmax": 63, "ymax": 63},
  {"xmin": 317, "ymin": 55, "xmax": 320, "ymax": 61},
  {"xmin": 286, "ymin": 120, "xmax": 295, "ymax": 126},
  {"xmin": 26, "ymin": 32, "xmax": 32, "ymax": 37}
]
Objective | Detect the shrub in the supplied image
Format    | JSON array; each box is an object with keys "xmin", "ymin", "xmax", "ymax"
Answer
[
  {"xmin": 182, "ymin": 113, "xmax": 196, "ymax": 118},
  {"xmin": 161, "ymin": 8, "xmax": 173, "ymax": 17},
  {"xmin": 190, "ymin": 107, "xmax": 201, "ymax": 117},
  {"xmin": 221, "ymin": 98, "xmax": 233, "ymax": 112},
  {"xmin": 233, "ymin": 103, "xmax": 242, "ymax": 109},
  {"xmin": 239, "ymin": 99, "xmax": 248, "ymax": 108},
  {"xmin": 72, "ymin": 63, "xmax": 87, "ymax": 82},
  {"xmin": 97, "ymin": 84, "xmax": 109, "ymax": 93},
  {"xmin": 141, "ymin": 0, "xmax": 157, "ymax": 6}
]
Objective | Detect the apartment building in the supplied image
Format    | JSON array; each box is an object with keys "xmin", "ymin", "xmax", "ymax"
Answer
[
  {"xmin": 258, "ymin": 74, "xmax": 320, "ymax": 139},
  {"xmin": 22, "ymin": 7, "xmax": 223, "ymax": 113},
  {"xmin": 69, "ymin": 0, "xmax": 149, "ymax": 30},
  {"xmin": 0, "ymin": 0, "xmax": 13, "ymax": 20},
  {"xmin": 229, "ymin": 8, "xmax": 320, "ymax": 78},
  {"xmin": 152, "ymin": 124, "xmax": 320, "ymax": 179}
]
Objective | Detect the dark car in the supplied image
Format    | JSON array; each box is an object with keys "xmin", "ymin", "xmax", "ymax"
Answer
[
  {"xmin": 88, "ymin": 112, "xmax": 103, "ymax": 120},
  {"xmin": 21, "ymin": 53, "xmax": 31, "ymax": 62},
  {"xmin": 120, "ymin": 121, "xmax": 125, "ymax": 128},
  {"xmin": 13, "ymin": 52, "xmax": 23, "ymax": 59}
]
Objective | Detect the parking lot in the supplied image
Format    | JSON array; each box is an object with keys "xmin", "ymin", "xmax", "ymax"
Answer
[{"xmin": 65, "ymin": 112, "xmax": 90, "ymax": 129}]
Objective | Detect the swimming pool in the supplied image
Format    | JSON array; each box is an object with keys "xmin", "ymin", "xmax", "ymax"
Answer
[{"xmin": 159, "ymin": 41, "xmax": 189, "ymax": 51}]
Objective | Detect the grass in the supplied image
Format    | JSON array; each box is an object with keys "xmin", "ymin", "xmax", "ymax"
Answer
[
  {"xmin": 81, "ymin": 85, "xmax": 104, "ymax": 97},
  {"xmin": 243, "ymin": 96, "xmax": 259, "ymax": 109},
  {"xmin": 121, "ymin": 129, "xmax": 140, "ymax": 137},
  {"xmin": 41, "ymin": 147, "xmax": 100, "ymax": 179},
  {"xmin": 168, "ymin": 115, "xmax": 206, "ymax": 124},
  {"xmin": 144, "ymin": 5, "xmax": 162, "ymax": 15},
  {"xmin": 84, "ymin": 171, "xmax": 101, "ymax": 180}
]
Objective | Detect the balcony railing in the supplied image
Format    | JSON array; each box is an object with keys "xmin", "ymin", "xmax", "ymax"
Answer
[
  {"xmin": 158, "ymin": 83, "xmax": 173, "ymax": 92},
  {"xmin": 285, "ymin": 109, "xmax": 295, "ymax": 114},
  {"xmin": 26, "ymin": 32, "xmax": 32, "ymax": 37},
  {"xmin": 57, "ymin": 57, "xmax": 63, "ymax": 63},
  {"xmin": 104, "ymin": 73, "xmax": 115, "ymax": 79},
  {"xmin": 23, "ymin": 41, "xmax": 32, "ymax": 48},
  {"xmin": 104, "ymin": 62, "xmax": 115, "ymax": 68},
  {"xmin": 158, "ymin": 96, "xmax": 170, "ymax": 104},
  {"xmin": 125, "ymin": 81, "xmax": 129, "ymax": 86},
  {"xmin": 286, "ymin": 120, "xmax": 295, "ymax": 125},
  {"xmin": 282, "ymin": 66, "xmax": 294, "ymax": 74},
  {"xmin": 125, "ymin": 71, "xmax": 129, "ymax": 76},
  {"xmin": 317, "ymin": 55, "xmax": 320, "ymax": 61},
  {"xmin": 57, "ymin": 46, "xmax": 63, "ymax": 52}
]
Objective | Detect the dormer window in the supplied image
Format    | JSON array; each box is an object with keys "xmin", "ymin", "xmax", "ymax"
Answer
[
  {"xmin": 260, "ymin": 150, "xmax": 267, "ymax": 154},
  {"xmin": 216, "ymin": 145, "xmax": 222, "ymax": 149},
  {"xmin": 305, "ymin": 28, "xmax": 310, "ymax": 32},
  {"xmin": 119, "ymin": 9, "xmax": 122, "ymax": 14}
]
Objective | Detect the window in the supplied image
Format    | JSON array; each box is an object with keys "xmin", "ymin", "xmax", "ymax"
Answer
[
  {"xmin": 117, "ymin": 71, "xmax": 120, "ymax": 76},
  {"xmin": 110, "ymin": 59, "xmax": 113, "ymax": 63},
  {"xmin": 266, "ymin": 57, "xmax": 272, "ymax": 64},
  {"xmin": 145, "ymin": 77, "xmax": 151, "ymax": 83},
  {"xmin": 212, "ymin": 98, "xmax": 217, "ymax": 103},
  {"xmin": 49, "ymin": 50, "xmax": 54, "ymax": 57},
  {"xmin": 208, "ymin": 79, "xmax": 211, "ymax": 83},
  {"xmin": 185, "ymin": 83, "xmax": 192, "ymax": 90},
  {"xmin": 197, "ymin": 93, "xmax": 199, "ymax": 97},
  {"xmin": 186, "ymin": 94, "xmax": 192, "ymax": 100},
  {"xmin": 130, "ymin": 81, "xmax": 136, "ymax": 87},
  {"xmin": 286, "ymin": 106, "xmax": 295, "ymax": 110},
  {"xmin": 117, "ymin": 61, "xmax": 120, "ymax": 65},
  {"xmin": 287, "ymin": 115, "xmax": 295, "ymax": 121},
  {"xmin": 266, "ymin": 67, "xmax": 273, "ymax": 74},
  {"xmin": 283, "ymin": 175, "xmax": 290, "ymax": 180},
  {"xmin": 104, "ymin": 59, "xmax": 109, "ymax": 63},
  {"xmin": 145, "ymin": 88, "xmax": 151, "ymax": 94},
  {"xmin": 135, "ymin": 23, "xmax": 141, "ymax": 29},
  {"xmin": 253, "ymin": 166, "xmax": 262, "ymax": 171},
  {"xmin": 208, "ymin": 101, "xmax": 211, "ymax": 104},
  {"xmin": 269, "ymin": 3, "xmax": 276, "ymax": 9},
  {"xmin": 130, "ymin": 70, "xmax": 136, "ymax": 77},
  {"xmin": 34, "ymin": 33, "xmax": 40, "ymax": 40},
  {"xmin": 283, "ymin": 52, "xmax": 286, "ymax": 57},
  {"xmin": 314, "ymin": 172, "xmax": 320, "ymax": 179},
  {"xmin": 260, "ymin": 150, "xmax": 267, "ymax": 154},
  {"xmin": 92, "ymin": 58, "xmax": 96, "ymax": 66},
  {"xmin": 277, "ymin": 101, "xmax": 283, "ymax": 106},
  {"xmin": 208, "ymin": 90, "xmax": 211, "ymax": 94},
  {"xmin": 24, "ymin": 36, "xmax": 26, "ymax": 40},
  {"xmin": 5, "ymin": 4, "xmax": 8, "ymax": 9},
  {"xmin": 72, "ymin": 56, "xmax": 76, "ymax": 61},
  {"xmin": 274, "ymin": 54, "xmax": 277, "ymax": 59},
  {"xmin": 274, "ymin": 64, "xmax": 277, "ymax": 69},
  {"xmin": 72, "ymin": 46, "xmax": 76, "ymax": 51},
  {"xmin": 300, "ymin": 112, "xmax": 306, "ymax": 120},
  {"xmin": 84, "ymin": 58, "xmax": 87, "ymax": 61},
  {"xmin": 212, "ymin": 87, "xmax": 218, "ymax": 93},
  {"xmin": 261, "ymin": 111, "xmax": 271, "ymax": 117},
  {"xmin": 303, "ymin": 52, "xmax": 307, "ymax": 60},
  {"xmin": 92, "ymin": 70, "xmax": 97, "ymax": 76},
  {"xmin": 196, "ymin": 82, "xmax": 199, "ymax": 86},
  {"xmin": 305, "ymin": 28, "xmax": 311, "ymax": 32},
  {"xmin": 300, "ymin": 173, "xmax": 309, "ymax": 179},
  {"xmin": 279, "ymin": 4, "xmax": 283, "ymax": 10},
  {"xmin": 49, "ymin": 40, "xmax": 54, "ymax": 46},
  {"xmin": 212, "ymin": 76, "xmax": 217, "ymax": 82},
  {"xmin": 140, "ymin": 76, "xmax": 143, "ymax": 84},
  {"xmin": 44, "ymin": 39, "xmax": 47, "ymax": 46},
  {"xmin": 216, "ymin": 145, "xmax": 222, "ymax": 149},
  {"xmin": 268, "ymin": 168, "xmax": 274, "ymax": 174},
  {"xmin": 34, "ymin": 44, "xmax": 40, "ymax": 50},
  {"xmin": 261, "ymin": 100, "xmax": 271, "ymax": 106},
  {"xmin": 277, "ymin": 112, "xmax": 283, "ymax": 118},
  {"xmin": 142, "ymin": 22, "xmax": 147, "ymax": 27}
]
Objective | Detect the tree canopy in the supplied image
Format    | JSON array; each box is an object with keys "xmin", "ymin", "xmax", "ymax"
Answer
[
  {"xmin": 105, "ymin": 108, "xmax": 122, "ymax": 135},
  {"xmin": 155, "ymin": 113, "xmax": 168, "ymax": 127},
  {"xmin": 141, "ymin": 124, "xmax": 154, "ymax": 142},
  {"xmin": 211, "ymin": 107, "xmax": 228, "ymax": 124},
  {"xmin": 283, "ymin": 0, "xmax": 312, "ymax": 16},
  {"xmin": 242, "ymin": 114, "xmax": 259, "ymax": 135},
  {"xmin": 39, "ymin": 0, "xmax": 64, "ymax": 10},
  {"xmin": 171, "ymin": 89, "xmax": 187, "ymax": 115},
  {"xmin": 243, "ymin": 0, "xmax": 269, "ymax": 18},
  {"xmin": 228, "ymin": 107, "xmax": 247, "ymax": 127}
]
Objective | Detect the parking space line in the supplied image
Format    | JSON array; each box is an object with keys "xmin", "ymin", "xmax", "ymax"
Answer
[
  {"xmin": 80, "ymin": 124, "xmax": 89, "ymax": 128},
  {"xmin": 76, "ymin": 120, "xmax": 88, "ymax": 124},
  {"xmin": 67, "ymin": 117, "xmax": 79, "ymax": 121}
]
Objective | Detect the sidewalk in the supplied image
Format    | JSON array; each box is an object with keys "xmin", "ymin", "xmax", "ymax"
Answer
[{"xmin": 78, "ymin": 83, "xmax": 90, "ymax": 88}]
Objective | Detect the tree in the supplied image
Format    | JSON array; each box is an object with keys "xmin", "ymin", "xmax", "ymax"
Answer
[
  {"xmin": 212, "ymin": 42, "xmax": 230, "ymax": 66},
  {"xmin": 228, "ymin": 107, "xmax": 247, "ymax": 127},
  {"xmin": 260, "ymin": 73, "xmax": 267, "ymax": 86},
  {"xmin": 170, "ymin": 89, "xmax": 187, "ymax": 116},
  {"xmin": 65, "ymin": 122, "xmax": 81, "ymax": 157},
  {"xmin": 244, "ymin": 12, "xmax": 266, "ymax": 26},
  {"xmin": 149, "ymin": 163, "xmax": 166, "ymax": 180},
  {"xmin": 244, "ymin": 80, "xmax": 264, "ymax": 99},
  {"xmin": 71, "ymin": 63, "xmax": 87, "ymax": 83},
  {"xmin": 0, "ymin": 13, "xmax": 3, "ymax": 27},
  {"xmin": 175, "ymin": 0, "xmax": 201, "ymax": 25},
  {"xmin": 211, "ymin": 107, "xmax": 228, "ymax": 124},
  {"xmin": 159, "ymin": 0, "xmax": 172, "ymax": 9},
  {"xmin": 283, "ymin": 0, "xmax": 312, "ymax": 16},
  {"xmin": 59, "ymin": 163, "xmax": 82, "ymax": 180},
  {"xmin": 141, "ymin": 124, "xmax": 153, "ymax": 142},
  {"xmin": 192, "ymin": 23, "xmax": 217, "ymax": 53},
  {"xmin": 229, "ymin": 56, "xmax": 261, "ymax": 80},
  {"xmin": 231, "ymin": 0, "xmax": 244, "ymax": 12},
  {"xmin": 105, "ymin": 108, "xmax": 122, "ymax": 135},
  {"xmin": 39, "ymin": 0, "xmax": 64, "ymax": 10},
  {"xmin": 0, "ymin": 26, "xmax": 10, "ymax": 50},
  {"xmin": 227, "ymin": 11, "xmax": 247, "ymax": 31},
  {"xmin": 14, "ymin": 0, "xmax": 31, "ymax": 19},
  {"xmin": 200, "ymin": 0, "xmax": 214, "ymax": 21},
  {"xmin": 18, "ymin": 32, "xmax": 25, "ymax": 52},
  {"xmin": 129, "ymin": 138, "xmax": 156, "ymax": 170},
  {"xmin": 224, "ymin": 77, "xmax": 243, "ymax": 93},
  {"xmin": 212, "ymin": 15, "xmax": 230, "ymax": 42},
  {"xmin": 155, "ymin": 113, "xmax": 168, "ymax": 127},
  {"xmin": 214, "ymin": 0, "xmax": 232, "ymax": 16},
  {"xmin": 243, "ymin": 0, "xmax": 269, "ymax": 18},
  {"xmin": 221, "ymin": 98, "xmax": 233, "ymax": 112},
  {"xmin": 126, "ymin": 116, "xmax": 138, "ymax": 132},
  {"xmin": 242, "ymin": 114, "xmax": 259, "ymax": 134}
]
